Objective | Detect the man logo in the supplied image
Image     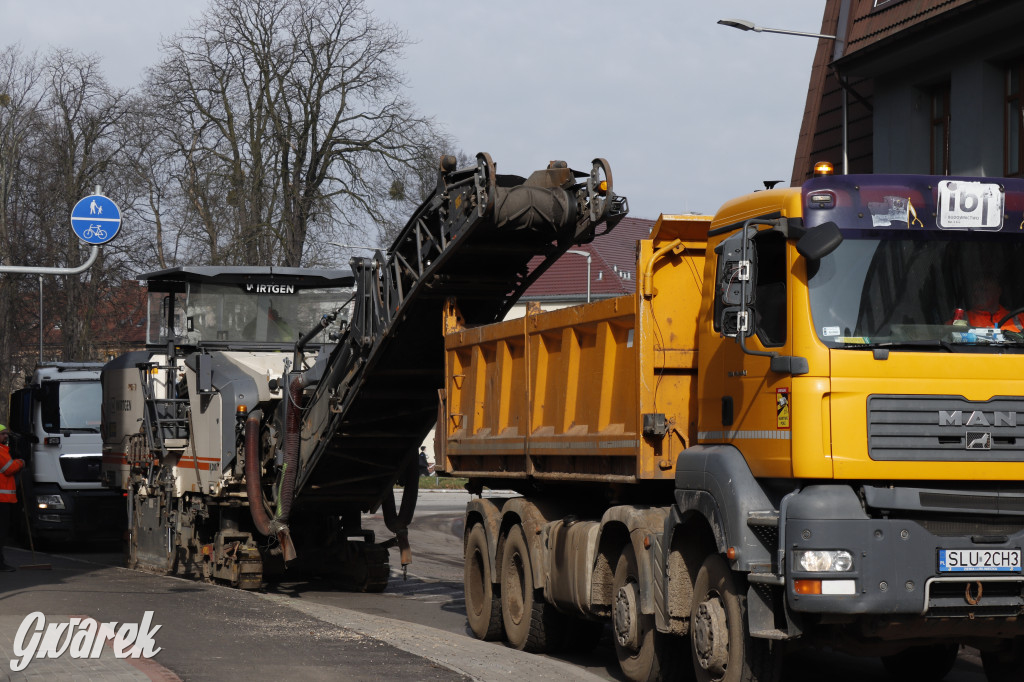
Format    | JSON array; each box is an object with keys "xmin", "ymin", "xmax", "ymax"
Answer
[
  {"xmin": 966, "ymin": 432, "xmax": 993, "ymax": 450},
  {"xmin": 938, "ymin": 410, "xmax": 1016, "ymax": 428}
]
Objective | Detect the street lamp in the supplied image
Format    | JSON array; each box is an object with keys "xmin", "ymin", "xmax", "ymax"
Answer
[
  {"xmin": 718, "ymin": 18, "xmax": 847, "ymax": 175},
  {"xmin": 565, "ymin": 249, "xmax": 592, "ymax": 303},
  {"xmin": 717, "ymin": 18, "xmax": 835, "ymax": 40},
  {"xmin": 328, "ymin": 242, "xmax": 380, "ymax": 253}
]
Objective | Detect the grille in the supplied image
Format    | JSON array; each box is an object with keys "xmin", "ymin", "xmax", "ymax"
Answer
[
  {"xmin": 867, "ymin": 395, "xmax": 1024, "ymax": 462},
  {"xmin": 915, "ymin": 517, "xmax": 1024, "ymax": 537},
  {"xmin": 927, "ymin": 579, "xmax": 1024, "ymax": 618},
  {"xmin": 59, "ymin": 454, "xmax": 102, "ymax": 483}
]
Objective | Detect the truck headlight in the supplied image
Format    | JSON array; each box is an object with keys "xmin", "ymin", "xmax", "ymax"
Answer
[
  {"xmin": 36, "ymin": 494, "xmax": 66, "ymax": 510},
  {"xmin": 795, "ymin": 549, "xmax": 853, "ymax": 572}
]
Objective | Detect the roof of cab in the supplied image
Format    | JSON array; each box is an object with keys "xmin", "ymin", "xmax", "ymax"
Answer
[{"xmin": 140, "ymin": 266, "xmax": 354, "ymax": 290}]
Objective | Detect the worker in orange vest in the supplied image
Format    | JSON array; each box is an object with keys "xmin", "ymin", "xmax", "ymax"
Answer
[
  {"xmin": 951, "ymin": 276, "xmax": 1024, "ymax": 330},
  {"xmin": 0, "ymin": 424, "xmax": 26, "ymax": 571}
]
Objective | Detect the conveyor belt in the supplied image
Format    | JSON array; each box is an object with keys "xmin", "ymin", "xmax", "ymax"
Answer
[{"xmin": 292, "ymin": 154, "xmax": 626, "ymax": 509}]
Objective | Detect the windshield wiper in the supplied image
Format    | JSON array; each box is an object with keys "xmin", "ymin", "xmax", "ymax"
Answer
[{"xmin": 839, "ymin": 339, "xmax": 955, "ymax": 352}]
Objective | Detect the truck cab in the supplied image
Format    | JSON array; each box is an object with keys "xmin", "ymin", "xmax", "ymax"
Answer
[
  {"xmin": 688, "ymin": 171, "xmax": 1024, "ymax": 678},
  {"xmin": 8, "ymin": 363, "xmax": 124, "ymax": 543}
]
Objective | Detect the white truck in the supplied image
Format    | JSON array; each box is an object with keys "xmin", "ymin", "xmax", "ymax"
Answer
[{"xmin": 8, "ymin": 363, "xmax": 125, "ymax": 543}]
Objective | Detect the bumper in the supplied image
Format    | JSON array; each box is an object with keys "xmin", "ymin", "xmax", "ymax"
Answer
[
  {"xmin": 784, "ymin": 486, "xmax": 1024, "ymax": 619},
  {"xmin": 30, "ymin": 485, "xmax": 126, "ymax": 541}
]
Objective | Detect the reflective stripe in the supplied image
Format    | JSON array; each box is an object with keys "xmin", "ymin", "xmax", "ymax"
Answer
[
  {"xmin": 0, "ymin": 488, "xmax": 15, "ymax": 495},
  {"xmin": 0, "ymin": 459, "xmax": 13, "ymax": 473},
  {"xmin": 698, "ymin": 430, "xmax": 792, "ymax": 441}
]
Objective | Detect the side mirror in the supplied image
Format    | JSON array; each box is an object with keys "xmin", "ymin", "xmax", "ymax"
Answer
[{"xmin": 796, "ymin": 221, "xmax": 843, "ymax": 260}]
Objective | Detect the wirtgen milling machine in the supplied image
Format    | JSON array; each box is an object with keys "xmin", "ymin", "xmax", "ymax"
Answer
[{"xmin": 101, "ymin": 154, "xmax": 626, "ymax": 590}]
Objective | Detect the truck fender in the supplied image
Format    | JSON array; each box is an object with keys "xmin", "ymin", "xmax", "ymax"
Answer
[
  {"xmin": 674, "ymin": 444, "xmax": 779, "ymax": 572},
  {"xmin": 499, "ymin": 497, "xmax": 566, "ymax": 591},
  {"xmin": 465, "ymin": 497, "xmax": 505, "ymax": 583},
  {"xmin": 594, "ymin": 505, "xmax": 669, "ymax": 616}
]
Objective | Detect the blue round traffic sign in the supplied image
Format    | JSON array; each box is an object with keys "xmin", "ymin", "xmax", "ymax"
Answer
[{"xmin": 71, "ymin": 194, "xmax": 121, "ymax": 245}]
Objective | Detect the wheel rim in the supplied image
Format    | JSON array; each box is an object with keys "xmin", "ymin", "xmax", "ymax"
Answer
[
  {"xmin": 614, "ymin": 580, "xmax": 641, "ymax": 651},
  {"xmin": 694, "ymin": 595, "xmax": 730, "ymax": 678},
  {"xmin": 468, "ymin": 546, "xmax": 486, "ymax": 617},
  {"xmin": 505, "ymin": 549, "xmax": 526, "ymax": 625}
]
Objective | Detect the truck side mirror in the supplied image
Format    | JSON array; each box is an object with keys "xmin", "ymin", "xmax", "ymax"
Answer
[{"xmin": 796, "ymin": 221, "xmax": 843, "ymax": 260}]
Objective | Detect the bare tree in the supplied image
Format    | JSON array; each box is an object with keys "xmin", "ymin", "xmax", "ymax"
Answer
[
  {"xmin": 147, "ymin": 0, "xmax": 439, "ymax": 267},
  {"xmin": 5, "ymin": 49, "xmax": 135, "ymax": 362},
  {"xmin": 0, "ymin": 45, "xmax": 45, "ymax": 415}
]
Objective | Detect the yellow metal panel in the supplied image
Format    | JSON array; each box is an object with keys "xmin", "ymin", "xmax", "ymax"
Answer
[{"xmin": 829, "ymin": 350, "xmax": 1024, "ymax": 481}]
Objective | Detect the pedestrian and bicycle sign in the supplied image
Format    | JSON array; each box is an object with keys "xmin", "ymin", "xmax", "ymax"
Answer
[{"xmin": 71, "ymin": 194, "xmax": 121, "ymax": 245}]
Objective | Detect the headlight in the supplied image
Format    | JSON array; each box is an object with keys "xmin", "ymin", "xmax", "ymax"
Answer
[
  {"xmin": 795, "ymin": 549, "xmax": 854, "ymax": 572},
  {"xmin": 36, "ymin": 494, "xmax": 66, "ymax": 510}
]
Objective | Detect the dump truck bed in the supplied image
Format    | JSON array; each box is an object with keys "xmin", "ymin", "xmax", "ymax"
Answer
[{"xmin": 438, "ymin": 215, "xmax": 711, "ymax": 484}]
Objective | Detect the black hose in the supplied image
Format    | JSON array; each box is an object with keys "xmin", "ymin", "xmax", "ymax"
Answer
[{"xmin": 382, "ymin": 453, "xmax": 419, "ymax": 531}]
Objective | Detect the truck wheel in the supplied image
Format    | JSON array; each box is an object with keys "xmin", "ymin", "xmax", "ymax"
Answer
[
  {"xmin": 690, "ymin": 554, "xmax": 779, "ymax": 682},
  {"xmin": 500, "ymin": 524, "xmax": 563, "ymax": 652},
  {"xmin": 881, "ymin": 643, "xmax": 958, "ymax": 681},
  {"xmin": 981, "ymin": 640, "xmax": 1024, "ymax": 682},
  {"xmin": 465, "ymin": 523, "xmax": 503, "ymax": 640},
  {"xmin": 613, "ymin": 544, "xmax": 665, "ymax": 681}
]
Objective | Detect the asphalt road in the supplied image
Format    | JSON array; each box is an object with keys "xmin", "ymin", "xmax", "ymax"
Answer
[{"xmin": 6, "ymin": 489, "xmax": 992, "ymax": 682}]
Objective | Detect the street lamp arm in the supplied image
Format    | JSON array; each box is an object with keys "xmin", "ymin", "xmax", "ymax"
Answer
[
  {"xmin": 565, "ymin": 249, "xmax": 592, "ymax": 304},
  {"xmin": 717, "ymin": 18, "xmax": 835, "ymax": 40},
  {"xmin": 0, "ymin": 245, "xmax": 99, "ymax": 275}
]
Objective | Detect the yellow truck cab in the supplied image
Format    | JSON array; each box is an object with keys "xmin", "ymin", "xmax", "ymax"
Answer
[{"xmin": 689, "ymin": 171, "xmax": 1024, "ymax": 678}]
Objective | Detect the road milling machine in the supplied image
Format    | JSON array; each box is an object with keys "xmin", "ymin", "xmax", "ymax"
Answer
[{"xmin": 101, "ymin": 154, "xmax": 626, "ymax": 590}]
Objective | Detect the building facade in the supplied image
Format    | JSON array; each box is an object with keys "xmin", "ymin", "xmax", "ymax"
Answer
[{"xmin": 793, "ymin": 0, "xmax": 1024, "ymax": 182}]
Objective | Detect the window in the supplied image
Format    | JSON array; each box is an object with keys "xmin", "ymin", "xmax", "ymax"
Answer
[
  {"xmin": 930, "ymin": 82, "xmax": 950, "ymax": 175},
  {"xmin": 1006, "ymin": 63, "xmax": 1024, "ymax": 177},
  {"xmin": 753, "ymin": 233, "xmax": 787, "ymax": 347}
]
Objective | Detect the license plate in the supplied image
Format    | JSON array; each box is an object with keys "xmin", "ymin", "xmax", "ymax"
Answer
[{"xmin": 938, "ymin": 548, "xmax": 1021, "ymax": 572}]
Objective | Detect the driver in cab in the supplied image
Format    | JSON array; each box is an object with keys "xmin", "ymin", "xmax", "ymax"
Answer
[{"xmin": 952, "ymin": 276, "xmax": 1024, "ymax": 331}]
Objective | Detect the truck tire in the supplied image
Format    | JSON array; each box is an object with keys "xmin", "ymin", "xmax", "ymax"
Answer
[
  {"xmin": 613, "ymin": 544, "xmax": 684, "ymax": 681},
  {"xmin": 500, "ymin": 524, "xmax": 563, "ymax": 652},
  {"xmin": 881, "ymin": 643, "xmax": 958, "ymax": 681},
  {"xmin": 981, "ymin": 640, "xmax": 1024, "ymax": 682},
  {"xmin": 465, "ymin": 523, "xmax": 503, "ymax": 640},
  {"xmin": 690, "ymin": 554, "xmax": 779, "ymax": 682}
]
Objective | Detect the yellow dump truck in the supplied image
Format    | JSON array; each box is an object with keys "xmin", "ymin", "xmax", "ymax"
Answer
[{"xmin": 439, "ymin": 170, "xmax": 1024, "ymax": 682}]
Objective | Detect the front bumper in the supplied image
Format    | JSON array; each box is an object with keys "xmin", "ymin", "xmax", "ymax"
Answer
[{"xmin": 784, "ymin": 485, "xmax": 1024, "ymax": 619}]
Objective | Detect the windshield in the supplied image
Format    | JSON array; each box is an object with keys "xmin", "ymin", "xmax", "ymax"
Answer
[
  {"xmin": 147, "ymin": 281, "xmax": 352, "ymax": 346},
  {"xmin": 805, "ymin": 175, "xmax": 1024, "ymax": 350},
  {"xmin": 40, "ymin": 381, "xmax": 102, "ymax": 433},
  {"xmin": 809, "ymin": 232, "xmax": 1024, "ymax": 347}
]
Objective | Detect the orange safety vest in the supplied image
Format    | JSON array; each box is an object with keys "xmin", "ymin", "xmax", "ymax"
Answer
[
  {"xmin": 0, "ymin": 443, "xmax": 23, "ymax": 503},
  {"xmin": 966, "ymin": 307, "xmax": 1024, "ymax": 331}
]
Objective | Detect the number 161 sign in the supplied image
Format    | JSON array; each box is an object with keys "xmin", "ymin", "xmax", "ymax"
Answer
[{"xmin": 937, "ymin": 180, "xmax": 1003, "ymax": 231}]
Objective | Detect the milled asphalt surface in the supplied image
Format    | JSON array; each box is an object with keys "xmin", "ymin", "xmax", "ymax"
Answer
[{"xmin": 0, "ymin": 546, "xmax": 605, "ymax": 681}]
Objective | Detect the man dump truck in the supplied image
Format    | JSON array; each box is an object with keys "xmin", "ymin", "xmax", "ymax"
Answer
[
  {"xmin": 440, "ymin": 169, "xmax": 1024, "ymax": 682},
  {"xmin": 100, "ymin": 154, "xmax": 625, "ymax": 591},
  {"xmin": 8, "ymin": 363, "xmax": 123, "ymax": 543}
]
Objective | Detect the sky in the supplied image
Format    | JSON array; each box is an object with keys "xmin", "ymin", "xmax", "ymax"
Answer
[{"xmin": 0, "ymin": 0, "xmax": 827, "ymax": 222}]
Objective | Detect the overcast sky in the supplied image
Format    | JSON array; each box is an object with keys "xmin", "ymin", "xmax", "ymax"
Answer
[{"xmin": 0, "ymin": 0, "xmax": 827, "ymax": 221}]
